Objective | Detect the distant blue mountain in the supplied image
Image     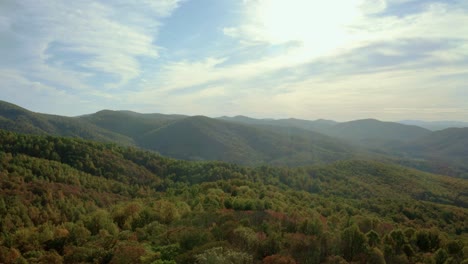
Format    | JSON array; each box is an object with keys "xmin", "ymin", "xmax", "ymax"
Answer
[{"xmin": 399, "ymin": 120, "xmax": 468, "ymax": 131}]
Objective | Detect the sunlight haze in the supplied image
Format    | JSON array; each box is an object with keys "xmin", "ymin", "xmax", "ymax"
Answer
[{"xmin": 1, "ymin": 0, "xmax": 467, "ymax": 121}]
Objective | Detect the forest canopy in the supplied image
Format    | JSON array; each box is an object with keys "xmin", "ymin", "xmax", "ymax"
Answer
[{"xmin": 0, "ymin": 130, "xmax": 466, "ymax": 263}]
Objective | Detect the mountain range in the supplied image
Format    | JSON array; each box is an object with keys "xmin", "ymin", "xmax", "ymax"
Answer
[
  {"xmin": 0, "ymin": 101, "xmax": 467, "ymax": 262},
  {"xmin": 1, "ymin": 100, "xmax": 467, "ymax": 178},
  {"xmin": 399, "ymin": 120, "xmax": 468, "ymax": 131}
]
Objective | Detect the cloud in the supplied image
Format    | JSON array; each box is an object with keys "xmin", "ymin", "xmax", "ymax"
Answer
[
  {"xmin": 219, "ymin": 67, "xmax": 467, "ymax": 121},
  {"xmin": 0, "ymin": 69, "xmax": 85, "ymax": 115},
  {"xmin": 0, "ymin": 15, "xmax": 9, "ymax": 32},
  {"xmin": 140, "ymin": 0, "xmax": 468, "ymax": 95},
  {"xmin": 0, "ymin": 0, "xmax": 181, "ymax": 91},
  {"xmin": 359, "ymin": 0, "xmax": 387, "ymax": 14},
  {"xmin": 1, "ymin": 0, "xmax": 467, "ymax": 121},
  {"xmin": 138, "ymin": 0, "xmax": 183, "ymax": 17},
  {"xmin": 111, "ymin": 0, "xmax": 468, "ymax": 121},
  {"xmin": 224, "ymin": 0, "xmax": 363, "ymax": 50},
  {"xmin": 225, "ymin": 0, "xmax": 468, "ymax": 55}
]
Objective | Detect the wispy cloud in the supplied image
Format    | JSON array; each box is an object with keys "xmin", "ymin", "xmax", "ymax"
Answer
[
  {"xmin": 1, "ymin": 0, "xmax": 467, "ymax": 120},
  {"xmin": 131, "ymin": 0, "xmax": 468, "ymax": 120},
  {"xmin": 0, "ymin": 0, "xmax": 181, "ymax": 100},
  {"xmin": 0, "ymin": 69, "xmax": 82, "ymax": 114}
]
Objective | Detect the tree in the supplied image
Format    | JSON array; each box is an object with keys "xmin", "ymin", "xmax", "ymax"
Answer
[
  {"xmin": 367, "ymin": 247, "xmax": 385, "ymax": 264},
  {"xmin": 110, "ymin": 242, "xmax": 148, "ymax": 264},
  {"xmin": 341, "ymin": 225, "xmax": 367, "ymax": 262},
  {"xmin": 38, "ymin": 250, "xmax": 63, "ymax": 264},
  {"xmin": 366, "ymin": 230, "xmax": 380, "ymax": 248},
  {"xmin": 434, "ymin": 248, "xmax": 448, "ymax": 264},
  {"xmin": 263, "ymin": 254, "xmax": 297, "ymax": 264},
  {"xmin": 195, "ymin": 247, "xmax": 252, "ymax": 264}
]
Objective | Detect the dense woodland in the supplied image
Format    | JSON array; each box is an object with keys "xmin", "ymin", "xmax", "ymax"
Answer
[
  {"xmin": 0, "ymin": 130, "xmax": 467, "ymax": 263},
  {"xmin": 2, "ymin": 100, "xmax": 468, "ymax": 179}
]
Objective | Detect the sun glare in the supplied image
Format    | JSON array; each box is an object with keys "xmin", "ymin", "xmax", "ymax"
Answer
[{"xmin": 251, "ymin": 0, "xmax": 362, "ymax": 54}]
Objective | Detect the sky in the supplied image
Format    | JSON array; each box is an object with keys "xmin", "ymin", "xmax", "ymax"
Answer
[{"xmin": 1, "ymin": 0, "xmax": 468, "ymax": 121}]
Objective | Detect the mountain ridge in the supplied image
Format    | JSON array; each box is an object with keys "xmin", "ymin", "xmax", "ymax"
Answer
[
  {"xmin": 1, "ymin": 100, "xmax": 467, "ymax": 177},
  {"xmin": 400, "ymin": 119, "xmax": 468, "ymax": 131}
]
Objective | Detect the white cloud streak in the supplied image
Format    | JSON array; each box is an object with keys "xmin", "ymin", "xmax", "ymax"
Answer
[
  {"xmin": 1, "ymin": 0, "xmax": 467, "ymax": 121},
  {"xmin": 0, "ymin": 0, "xmax": 180, "ymax": 90},
  {"xmin": 133, "ymin": 0, "xmax": 468, "ymax": 120}
]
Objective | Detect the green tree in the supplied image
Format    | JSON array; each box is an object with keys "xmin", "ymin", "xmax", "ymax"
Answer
[
  {"xmin": 434, "ymin": 248, "xmax": 448, "ymax": 264},
  {"xmin": 341, "ymin": 225, "xmax": 367, "ymax": 261},
  {"xmin": 366, "ymin": 230, "xmax": 380, "ymax": 248},
  {"xmin": 367, "ymin": 247, "xmax": 385, "ymax": 264},
  {"xmin": 195, "ymin": 247, "xmax": 252, "ymax": 264}
]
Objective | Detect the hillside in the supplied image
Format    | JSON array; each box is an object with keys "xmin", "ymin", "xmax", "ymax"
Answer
[
  {"xmin": 2, "ymin": 101, "xmax": 468, "ymax": 177},
  {"xmin": 400, "ymin": 120, "xmax": 468, "ymax": 131},
  {"xmin": 220, "ymin": 117, "xmax": 432, "ymax": 146},
  {"xmin": 0, "ymin": 100, "xmax": 135, "ymax": 145},
  {"xmin": 219, "ymin": 116, "xmax": 337, "ymax": 132},
  {"xmin": 1, "ymin": 101, "xmax": 354, "ymax": 166},
  {"xmin": 0, "ymin": 101, "xmax": 362, "ymax": 166},
  {"xmin": 83, "ymin": 111, "xmax": 354, "ymax": 166},
  {"xmin": 393, "ymin": 128, "xmax": 468, "ymax": 178},
  {"xmin": 0, "ymin": 130, "xmax": 466, "ymax": 263},
  {"xmin": 80, "ymin": 110, "xmax": 186, "ymax": 138},
  {"xmin": 323, "ymin": 119, "xmax": 431, "ymax": 144},
  {"xmin": 404, "ymin": 127, "xmax": 468, "ymax": 158},
  {"xmin": 139, "ymin": 116, "xmax": 357, "ymax": 165}
]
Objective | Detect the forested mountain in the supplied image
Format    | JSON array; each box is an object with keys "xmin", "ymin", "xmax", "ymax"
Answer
[
  {"xmin": 0, "ymin": 101, "xmax": 359, "ymax": 166},
  {"xmin": 214, "ymin": 116, "xmax": 468, "ymax": 177},
  {"xmin": 80, "ymin": 109, "xmax": 186, "ymax": 139},
  {"xmin": 412, "ymin": 128, "xmax": 468, "ymax": 161},
  {"xmin": 83, "ymin": 111, "xmax": 354, "ymax": 165},
  {"xmin": 219, "ymin": 116, "xmax": 337, "ymax": 132},
  {"xmin": 137, "ymin": 116, "xmax": 357, "ymax": 165},
  {"xmin": 219, "ymin": 117, "xmax": 431, "ymax": 145},
  {"xmin": 322, "ymin": 119, "xmax": 432, "ymax": 144},
  {"xmin": 400, "ymin": 120, "xmax": 468, "ymax": 131},
  {"xmin": 0, "ymin": 100, "xmax": 135, "ymax": 145},
  {"xmin": 392, "ymin": 128, "xmax": 468, "ymax": 178},
  {"xmin": 2, "ymin": 101, "xmax": 468, "ymax": 177},
  {"xmin": 0, "ymin": 130, "xmax": 467, "ymax": 263}
]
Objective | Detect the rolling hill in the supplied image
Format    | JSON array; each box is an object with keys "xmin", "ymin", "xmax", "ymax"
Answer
[
  {"xmin": 219, "ymin": 116, "xmax": 432, "ymax": 145},
  {"xmin": 322, "ymin": 118, "xmax": 432, "ymax": 144},
  {"xmin": 392, "ymin": 127, "xmax": 468, "ymax": 178},
  {"xmin": 2, "ymin": 100, "xmax": 468, "ymax": 177},
  {"xmin": 220, "ymin": 116, "xmax": 435, "ymax": 151},
  {"xmin": 400, "ymin": 120, "xmax": 468, "ymax": 131},
  {"xmin": 138, "ymin": 115, "xmax": 357, "ymax": 165},
  {"xmin": 0, "ymin": 100, "xmax": 135, "ymax": 145},
  {"xmin": 219, "ymin": 115, "xmax": 337, "ymax": 132},
  {"xmin": 0, "ymin": 101, "xmax": 359, "ymax": 166},
  {"xmin": 80, "ymin": 109, "xmax": 186, "ymax": 139}
]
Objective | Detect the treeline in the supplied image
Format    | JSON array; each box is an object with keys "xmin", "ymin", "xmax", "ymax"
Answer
[{"xmin": 0, "ymin": 130, "xmax": 466, "ymax": 263}]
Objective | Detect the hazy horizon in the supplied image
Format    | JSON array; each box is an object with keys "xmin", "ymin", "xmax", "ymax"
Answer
[
  {"xmin": 5, "ymin": 99, "xmax": 468, "ymax": 125},
  {"xmin": 1, "ymin": 0, "xmax": 467, "ymax": 121}
]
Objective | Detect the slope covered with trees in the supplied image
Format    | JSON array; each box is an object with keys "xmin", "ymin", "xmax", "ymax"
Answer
[
  {"xmin": 0, "ymin": 101, "xmax": 134, "ymax": 146},
  {"xmin": 80, "ymin": 110, "xmax": 186, "ymax": 139},
  {"xmin": 2, "ymin": 100, "xmax": 468, "ymax": 178},
  {"xmin": 219, "ymin": 117, "xmax": 431, "ymax": 146},
  {"xmin": 218, "ymin": 116, "xmax": 337, "ymax": 132},
  {"xmin": 138, "ymin": 116, "xmax": 357, "ymax": 166},
  {"xmin": 322, "ymin": 119, "xmax": 432, "ymax": 145},
  {"xmin": 0, "ymin": 130, "xmax": 466, "ymax": 263},
  {"xmin": 399, "ymin": 120, "xmax": 468, "ymax": 131},
  {"xmin": 0, "ymin": 101, "xmax": 360, "ymax": 167},
  {"xmin": 391, "ymin": 128, "xmax": 468, "ymax": 178}
]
